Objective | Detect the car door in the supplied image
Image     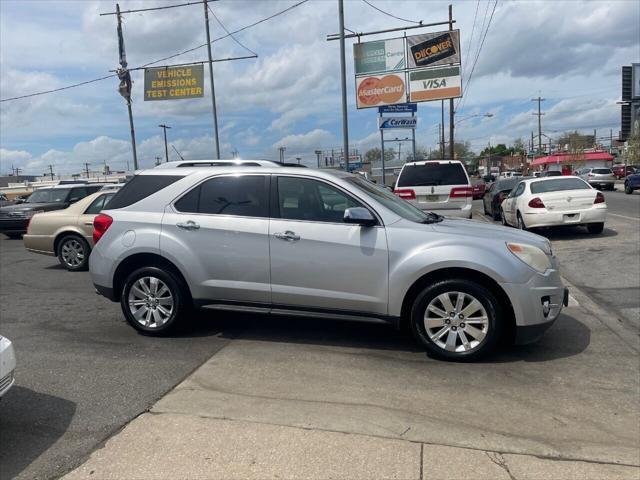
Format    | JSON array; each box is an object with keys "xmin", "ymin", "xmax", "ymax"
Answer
[
  {"xmin": 503, "ymin": 182, "xmax": 525, "ymax": 224},
  {"xmin": 269, "ymin": 175, "xmax": 389, "ymax": 315},
  {"xmin": 162, "ymin": 174, "xmax": 271, "ymax": 304}
]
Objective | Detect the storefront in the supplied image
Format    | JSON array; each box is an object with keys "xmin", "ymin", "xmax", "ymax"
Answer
[{"xmin": 530, "ymin": 151, "xmax": 614, "ymax": 175}]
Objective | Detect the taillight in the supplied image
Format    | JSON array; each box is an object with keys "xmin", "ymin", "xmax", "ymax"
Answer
[
  {"xmin": 588, "ymin": 173, "xmax": 594, "ymax": 177},
  {"xmin": 594, "ymin": 192, "xmax": 605, "ymax": 204},
  {"xmin": 528, "ymin": 197, "xmax": 545, "ymax": 208},
  {"xmin": 394, "ymin": 189, "xmax": 416, "ymax": 200},
  {"xmin": 93, "ymin": 214, "xmax": 113, "ymax": 243},
  {"xmin": 450, "ymin": 186, "xmax": 473, "ymax": 198}
]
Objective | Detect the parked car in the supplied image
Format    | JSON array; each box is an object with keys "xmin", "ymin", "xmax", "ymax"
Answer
[
  {"xmin": 482, "ymin": 177, "xmax": 530, "ymax": 221},
  {"xmin": 0, "ymin": 183, "xmax": 103, "ymax": 239},
  {"xmin": 0, "ymin": 194, "xmax": 12, "ymax": 208},
  {"xmin": 576, "ymin": 167, "xmax": 616, "ymax": 190},
  {"xmin": 90, "ymin": 167, "xmax": 567, "ymax": 361},
  {"xmin": 393, "ymin": 160, "xmax": 473, "ymax": 218},
  {"xmin": 624, "ymin": 173, "xmax": 640, "ymax": 194},
  {"xmin": 23, "ymin": 190, "xmax": 117, "ymax": 270},
  {"xmin": 612, "ymin": 164, "xmax": 636, "ymax": 179},
  {"xmin": 471, "ymin": 180, "xmax": 486, "ymax": 200},
  {"xmin": 539, "ymin": 170, "xmax": 562, "ymax": 177},
  {"xmin": 154, "ymin": 159, "xmax": 281, "ymax": 169},
  {"xmin": 0, "ymin": 334, "xmax": 16, "ymax": 398},
  {"xmin": 499, "ymin": 176, "xmax": 606, "ymax": 234}
]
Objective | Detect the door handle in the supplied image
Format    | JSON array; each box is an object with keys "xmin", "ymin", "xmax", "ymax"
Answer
[
  {"xmin": 84, "ymin": 221, "xmax": 94, "ymax": 226},
  {"xmin": 176, "ymin": 220, "xmax": 200, "ymax": 231},
  {"xmin": 274, "ymin": 230, "xmax": 300, "ymax": 242}
]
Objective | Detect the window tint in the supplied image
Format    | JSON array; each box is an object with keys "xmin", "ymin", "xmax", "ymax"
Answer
[
  {"xmin": 592, "ymin": 168, "xmax": 612, "ymax": 174},
  {"xmin": 69, "ymin": 187, "xmax": 88, "ymax": 201},
  {"xmin": 530, "ymin": 178, "xmax": 591, "ymax": 193},
  {"xmin": 347, "ymin": 177, "xmax": 428, "ymax": 223},
  {"xmin": 84, "ymin": 193, "xmax": 115, "ymax": 215},
  {"xmin": 277, "ymin": 177, "xmax": 362, "ymax": 223},
  {"xmin": 397, "ymin": 162, "xmax": 468, "ymax": 187},
  {"xmin": 199, "ymin": 175, "xmax": 268, "ymax": 217},
  {"xmin": 108, "ymin": 175, "xmax": 183, "ymax": 209},
  {"xmin": 174, "ymin": 186, "xmax": 200, "ymax": 213}
]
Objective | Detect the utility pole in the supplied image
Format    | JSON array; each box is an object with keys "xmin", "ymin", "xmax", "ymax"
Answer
[
  {"xmin": 47, "ymin": 165, "xmax": 55, "ymax": 181},
  {"xmin": 15, "ymin": 167, "xmax": 22, "ymax": 176},
  {"xmin": 610, "ymin": 128, "xmax": 613, "ymax": 153},
  {"xmin": 278, "ymin": 146, "xmax": 286, "ymax": 163},
  {"xmin": 155, "ymin": 156, "xmax": 162, "ymax": 166},
  {"xmin": 203, "ymin": 0, "xmax": 220, "ymax": 159},
  {"xmin": 531, "ymin": 96, "xmax": 545, "ymax": 154},
  {"xmin": 338, "ymin": 0, "xmax": 350, "ymax": 173},
  {"xmin": 158, "ymin": 124, "xmax": 171, "ymax": 162},
  {"xmin": 115, "ymin": 3, "xmax": 138, "ymax": 170},
  {"xmin": 448, "ymin": 4, "xmax": 455, "ymax": 160},
  {"xmin": 593, "ymin": 129, "xmax": 597, "ymax": 148},
  {"xmin": 83, "ymin": 163, "xmax": 91, "ymax": 178},
  {"xmin": 441, "ymin": 101, "xmax": 446, "ymax": 158},
  {"xmin": 397, "ymin": 141, "xmax": 402, "ymax": 163}
]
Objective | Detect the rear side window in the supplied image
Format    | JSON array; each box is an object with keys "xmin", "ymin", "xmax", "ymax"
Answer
[
  {"xmin": 530, "ymin": 178, "xmax": 590, "ymax": 193},
  {"xmin": 397, "ymin": 163, "xmax": 468, "ymax": 187},
  {"xmin": 84, "ymin": 193, "xmax": 115, "ymax": 215},
  {"xmin": 592, "ymin": 168, "xmax": 612, "ymax": 174},
  {"xmin": 107, "ymin": 175, "xmax": 183, "ymax": 209},
  {"xmin": 174, "ymin": 175, "xmax": 268, "ymax": 218}
]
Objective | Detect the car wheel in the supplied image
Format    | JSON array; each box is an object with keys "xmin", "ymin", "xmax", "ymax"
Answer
[
  {"xmin": 121, "ymin": 266, "xmax": 187, "ymax": 335},
  {"xmin": 4, "ymin": 233, "xmax": 22, "ymax": 239},
  {"xmin": 625, "ymin": 185, "xmax": 633, "ymax": 194},
  {"xmin": 483, "ymin": 201, "xmax": 488, "ymax": 215},
  {"xmin": 587, "ymin": 222, "xmax": 604, "ymax": 234},
  {"xmin": 58, "ymin": 235, "xmax": 90, "ymax": 271},
  {"xmin": 516, "ymin": 212, "xmax": 527, "ymax": 230},
  {"xmin": 410, "ymin": 279, "xmax": 503, "ymax": 361},
  {"xmin": 492, "ymin": 205, "xmax": 501, "ymax": 221}
]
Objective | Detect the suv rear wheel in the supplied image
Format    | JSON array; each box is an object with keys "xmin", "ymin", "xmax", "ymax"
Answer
[
  {"xmin": 121, "ymin": 267, "xmax": 187, "ymax": 335},
  {"xmin": 410, "ymin": 279, "xmax": 503, "ymax": 361}
]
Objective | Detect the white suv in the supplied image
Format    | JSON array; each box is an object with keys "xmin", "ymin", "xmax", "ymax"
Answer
[{"xmin": 393, "ymin": 160, "xmax": 473, "ymax": 218}]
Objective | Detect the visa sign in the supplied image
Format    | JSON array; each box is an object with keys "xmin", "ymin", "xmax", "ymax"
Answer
[{"xmin": 379, "ymin": 117, "xmax": 417, "ymax": 129}]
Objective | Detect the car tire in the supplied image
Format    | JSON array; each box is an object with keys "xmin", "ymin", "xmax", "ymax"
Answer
[
  {"xmin": 587, "ymin": 222, "xmax": 604, "ymax": 234},
  {"xmin": 120, "ymin": 266, "xmax": 188, "ymax": 335},
  {"xmin": 492, "ymin": 205, "xmax": 501, "ymax": 221},
  {"xmin": 409, "ymin": 279, "xmax": 503, "ymax": 361},
  {"xmin": 516, "ymin": 212, "xmax": 527, "ymax": 230},
  {"xmin": 4, "ymin": 233, "xmax": 22, "ymax": 239},
  {"xmin": 483, "ymin": 202, "xmax": 488, "ymax": 215},
  {"xmin": 57, "ymin": 235, "xmax": 90, "ymax": 271},
  {"xmin": 625, "ymin": 185, "xmax": 633, "ymax": 194}
]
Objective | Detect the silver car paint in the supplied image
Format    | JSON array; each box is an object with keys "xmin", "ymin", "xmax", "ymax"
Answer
[{"xmin": 90, "ymin": 167, "xmax": 563, "ymax": 329}]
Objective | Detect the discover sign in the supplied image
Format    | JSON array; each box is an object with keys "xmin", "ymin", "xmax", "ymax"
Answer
[
  {"xmin": 406, "ymin": 30, "xmax": 461, "ymax": 69},
  {"xmin": 144, "ymin": 64, "xmax": 204, "ymax": 101}
]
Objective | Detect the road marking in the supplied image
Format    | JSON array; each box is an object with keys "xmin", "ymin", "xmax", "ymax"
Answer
[{"xmin": 608, "ymin": 213, "xmax": 640, "ymax": 221}]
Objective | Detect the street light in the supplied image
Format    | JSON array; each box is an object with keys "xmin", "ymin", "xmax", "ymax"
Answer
[{"xmin": 454, "ymin": 113, "xmax": 493, "ymax": 126}]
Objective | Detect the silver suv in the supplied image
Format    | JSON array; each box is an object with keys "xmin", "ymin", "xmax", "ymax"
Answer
[
  {"xmin": 89, "ymin": 167, "xmax": 567, "ymax": 360},
  {"xmin": 576, "ymin": 167, "xmax": 616, "ymax": 191}
]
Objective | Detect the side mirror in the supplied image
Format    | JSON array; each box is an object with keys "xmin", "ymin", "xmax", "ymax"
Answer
[{"xmin": 344, "ymin": 207, "xmax": 376, "ymax": 227}]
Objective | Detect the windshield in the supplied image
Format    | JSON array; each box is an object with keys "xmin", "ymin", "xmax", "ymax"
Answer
[
  {"xmin": 530, "ymin": 178, "xmax": 591, "ymax": 193},
  {"xmin": 347, "ymin": 177, "xmax": 431, "ymax": 223},
  {"xmin": 397, "ymin": 162, "xmax": 468, "ymax": 187},
  {"xmin": 26, "ymin": 188, "xmax": 71, "ymax": 203}
]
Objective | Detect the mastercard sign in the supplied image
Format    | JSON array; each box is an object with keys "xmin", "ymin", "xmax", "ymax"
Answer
[{"xmin": 355, "ymin": 73, "xmax": 406, "ymax": 109}]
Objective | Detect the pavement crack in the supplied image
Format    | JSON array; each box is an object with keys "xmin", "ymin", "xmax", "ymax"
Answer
[{"xmin": 486, "ymin": 451, "xmax": 517, "ymax": 480}]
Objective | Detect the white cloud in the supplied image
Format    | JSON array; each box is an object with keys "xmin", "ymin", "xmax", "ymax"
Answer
[{"xmin": 272, "ymin": 129, "xmax": 336, "ymax": 154}]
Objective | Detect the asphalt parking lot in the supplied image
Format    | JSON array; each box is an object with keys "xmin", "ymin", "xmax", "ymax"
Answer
[{"xmin": 1, "ymin": 188, "xmax": 639, "ymax": 479}]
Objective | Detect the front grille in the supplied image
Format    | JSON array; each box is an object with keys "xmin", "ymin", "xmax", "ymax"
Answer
[
  {"xmin": 0, "ymin": 371, "xmax": 13, "ymax": 391},
  {"xmin": 0, "ymin": 212, "xmax": 28, "ymax": 220}
]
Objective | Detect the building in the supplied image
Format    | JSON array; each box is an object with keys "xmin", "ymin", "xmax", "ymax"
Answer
[{"xmin": 530, "ymin": 151, "xmax": 614, "ymax": 174}]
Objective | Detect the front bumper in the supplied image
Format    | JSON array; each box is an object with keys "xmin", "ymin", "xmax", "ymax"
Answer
[
  {"xmin": 413, "ymin": 203, "xmax": 473, "ymax": 218},
  {"xmin": 0, "ymin": 218, "xmax": 28, "ymax": 234},
  {"xmin": 23, "ymin": 234, "xmax": 55, "ymax": 256},
  {"xmin": 515, "ymin": 287, "xmax": 569, "ymax": 344},
  {"xmin": 0, "ymin": 336, "xmax": 16, "ymax": 398}
]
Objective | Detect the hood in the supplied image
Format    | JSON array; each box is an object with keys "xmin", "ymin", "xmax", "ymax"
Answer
[
  {"xmin": 431, "ymin": 217, "xmax": 551, "ymax": 252},
  {"xmin": 0, "ymin": 202, "xmax": 66, "ymax": 213}
]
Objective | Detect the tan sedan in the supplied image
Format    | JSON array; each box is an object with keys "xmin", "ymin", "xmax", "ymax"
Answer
[{"xmin": 23, "ymin": 191, "xmax": 116, "ymax": 271}]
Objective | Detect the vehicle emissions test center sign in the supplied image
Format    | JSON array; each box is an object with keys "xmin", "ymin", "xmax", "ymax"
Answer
[{"xmin": 144, "ymin": 64, "xmax": 204, "ymax": 101}]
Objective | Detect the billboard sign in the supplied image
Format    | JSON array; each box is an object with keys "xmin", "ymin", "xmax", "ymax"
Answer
[
  {"xmin": 356, "ymin": 73, "xmax": 406, "ymax": 109},
  {"xmin": 408, "ymin": 65, "xmax": 461, "ymax": 102},
  {"xmin": 406, "ymin": 30, "xmax": 461, "ymax": 69},
  {"xmin": 379, "ymin": 117, "xmax": 417, "ymax": 129},
  {"xmin": 378, "ymin": 103, "xmax": 417, "ymax": 113},
  {"xmin": 144, "ymin": 64, "xmax": 204, "ymax": 101},
  {"xmin": 353, "ymin": 38, "xmax": 405, "ymax": 75}
]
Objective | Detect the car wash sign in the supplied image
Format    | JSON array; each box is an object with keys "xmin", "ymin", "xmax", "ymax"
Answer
[
  {"xmin": 144, "ymin": 64, "xmax": 204, "ymax": 101},
  {"xmin": 379, "ymin": 117, "xmax": 417, "ymax": 129},
  {"xmin": 409, "ymin": 65, "xmax": 461, "ymax": 102}
]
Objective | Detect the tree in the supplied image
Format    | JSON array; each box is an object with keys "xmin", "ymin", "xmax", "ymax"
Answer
[
  {"xmin": 405, "ymin": 146, "xmax": 429, "ymax": 162},
  {"xmin": 364, "ymin": 148, "xmax": 395, "ymax": 163},
  {"xmin": 512, "ymin": 138, "xmax": 526, "ymax": 154},
  {"xmin": 480, "ymin": 143, "xmax": 509, "ymax": 156},
  {"xmin": 453, "ymin": 141, "xmax": 475, "ymax": 160},
  {"xmin": 624, "ymin": 129, "xmax": 640, "ymax": 165},
  {"xmin": 556, "ymin": 131, "xmax": 595, "ymax": 152}
]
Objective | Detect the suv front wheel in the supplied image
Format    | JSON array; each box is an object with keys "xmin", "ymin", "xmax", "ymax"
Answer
[
  {"xmin": 121, "ymin": 267, "xmax": 187, "ymax": 335},
  {"xmin": 410, "ymin": 279, "xmax": 503, "ymax": 361}
]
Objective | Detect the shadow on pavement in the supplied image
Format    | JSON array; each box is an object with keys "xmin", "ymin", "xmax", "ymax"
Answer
[
  {"xmin": 534, "ymin": 225, "xmax": 618, "ymax": 241},
  {"xmin": 181, "ymin": 310, "xmax": 590, "ymax": 362},
  {"xmin": 0, "ymin": 386, "xmax": 76, "ymax": 480}
]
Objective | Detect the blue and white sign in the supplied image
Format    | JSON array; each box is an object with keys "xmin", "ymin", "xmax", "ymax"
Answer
[
  {"xmin": 378, "ymin": 117, "xmax": 417, "ymax": 129},
  {"xmin": 378, "ymin": 103, "xmax": 417, "ymax": 113}
]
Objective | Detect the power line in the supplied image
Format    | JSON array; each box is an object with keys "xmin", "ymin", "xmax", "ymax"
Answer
[
  {"xmin": 464, "ymin": 0, "xmax": 481, "ymax": 66},
  {"xmin": 361, "ymin": 0, "xmax": 422, "ymax": 25},
  {"xmin": 207, "ymin": 5, "xmax": 258, "ymax": 57},
  {"xmin": 456, "ymin": 0, "xmax": 498, "ymax": 114},
  {"xmin": 100, "ymin": 1, "xmax": 205, "ymax": 16},
  {"xmin": 0, "ymin": 74, "xmax": 116, "ymax": 103}
]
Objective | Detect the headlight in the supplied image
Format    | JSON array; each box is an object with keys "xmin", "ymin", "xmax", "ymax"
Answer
[{"xmin": 506, "ymin": 242, "xmax": 552, "ymax": 273}]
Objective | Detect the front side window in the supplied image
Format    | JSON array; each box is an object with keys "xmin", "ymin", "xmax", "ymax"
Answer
[
  {"xmin": 27, "ymin": 188, "xmax": 72, "ymax": 203},
  {"xmin": 276, "ymin": 177, "xmax": 362, "ymax": 223},
  {"xmin": 175, "ymin": 175, "xmax": 268, "ymax": 218}
]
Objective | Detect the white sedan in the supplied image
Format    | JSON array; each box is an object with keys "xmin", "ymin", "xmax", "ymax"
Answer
[
  {"xmin": 499, "ymin": 176, "xmax": 607, "ymax": 234},
  {"xmin": 0, "ymin": 335, "xmax": 16, "ymax": 398}
]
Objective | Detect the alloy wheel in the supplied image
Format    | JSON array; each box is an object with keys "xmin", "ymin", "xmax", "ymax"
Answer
[
  {"xmin": 423, "ymin": 291, "xmax": 489, "ymax": 353},
  {"xmin": 61, "ymin": 239, "xmax": 85, "ymax": 268},
  {"xmin": 127, "ymin": 276, "xmax": 174, "ymax": 329}
]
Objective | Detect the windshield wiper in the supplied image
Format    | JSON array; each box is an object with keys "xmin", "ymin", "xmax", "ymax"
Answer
[{"xmin": 420, "ymin": 212, "xmax": 444, "ymax": 224}]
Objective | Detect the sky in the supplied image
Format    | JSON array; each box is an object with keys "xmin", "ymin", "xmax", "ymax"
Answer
[{"xmin": 0, "ymin": 0, "xmax": 639, "ymax": 175}]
